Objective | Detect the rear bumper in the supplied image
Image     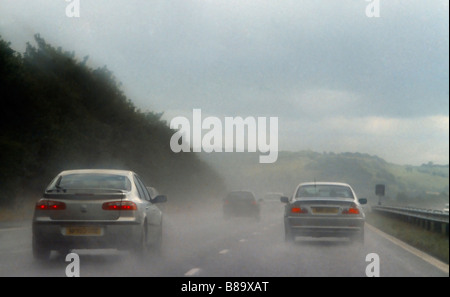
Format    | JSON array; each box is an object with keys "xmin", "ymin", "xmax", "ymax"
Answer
[
  {"xmin": 285, "ymin": 216, "xmax": 364, "ymax": 238},
  {"xmin": 32, "ymin": 219, "xmax": 141, "ymax": 250},
  {"xmin": 223, "ymin": 207, "xmax": 260, "ymax": 218}
]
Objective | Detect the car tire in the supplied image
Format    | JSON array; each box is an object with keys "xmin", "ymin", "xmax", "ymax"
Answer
[
  {"xmin": 32, "ymin": 235, "xmax": 51, "ymax": 261},
  {"xmin": 58, "ymin": 249, "xmax": 72, "ymax": 258},
  {"xmin": 284, "ymin": 225, "xmax": 295, "ymax": 243},
  {"xmin": 133, "ymin": 224, "xmax": 149, "ymax": 259},
  {"xmin": 358, "ymin": 230, "xmax": 365, "ymax": 244},
  {"xmin": 352, "ymin": 230, "xmax": 364, "ymax": 245},
  {"xmin": 152, "ymin": 223, "xmax": 163, "ymax": 256}
]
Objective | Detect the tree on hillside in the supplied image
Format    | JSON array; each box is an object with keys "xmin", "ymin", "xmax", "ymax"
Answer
[{"xmin": 0, "ymin": 34, "xmax": 225, "ymax": 206}]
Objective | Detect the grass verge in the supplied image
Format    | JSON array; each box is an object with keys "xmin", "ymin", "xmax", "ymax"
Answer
[
  {"xmin": 366, "ymin": 211, "xmax": 449, "ymax": 264},
  {"xmin": 0, "ymin": 199, "xmax": 36, "ymax": 223}
]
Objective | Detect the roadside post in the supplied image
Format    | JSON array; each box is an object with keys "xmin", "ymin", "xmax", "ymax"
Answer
[{"xmin": 376, "ymin": 184, "xmax": 385, "ymax": 206}]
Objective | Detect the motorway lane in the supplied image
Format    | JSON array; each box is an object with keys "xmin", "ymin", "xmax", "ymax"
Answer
[{"xmin": 0, "ymin": 205, "xmax": 448, "ymax": 277}]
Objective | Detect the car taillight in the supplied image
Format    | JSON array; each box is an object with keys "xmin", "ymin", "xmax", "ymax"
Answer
[
  {"xmin": 291, "ymin": 206, "xmax": 308, "ymax": 214},
  {"xmin": 102, "ymin": 201, "xmax": 137, "ymax": 211},
  {"xmin": 343, "ymin": 207, "xmax": 360, "ymax": 215},
  {"xmin": 35, "ymin": 199, "xmax": 66, "ymax": 210}
]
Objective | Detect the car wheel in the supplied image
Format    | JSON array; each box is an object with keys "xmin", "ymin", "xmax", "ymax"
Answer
[
  {"xmin": 32, "ymin": 235, "xmax": 51, "ymax": 261},
  {"xmin": 284, "ymin": 226, "xmax": 295, "ymax": 243},
  {"xmin": 133, "ymin": 224, "xmax": 149, "ymax": 258},
  {"xmin": 358, "ymin": 230, "xmax": 365, "ymax": 244},
  {"xmin": 352, "ymin": 230, "xmax": 364, "ymax": 245},
  {"xmin": 58, "ymin": 249, "xmax": 72, "ymax": 258},
  {"xmin": 152, "ymin": 223, "xmax": 163, "ymax": 256}
]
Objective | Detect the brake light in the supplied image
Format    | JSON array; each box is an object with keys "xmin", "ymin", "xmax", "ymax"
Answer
[
  {"xmin": 35, "ymin": 200, "xmax": 66, "ymax": 210},
  {"xmin": 291, "ymin": 206, "xmax": 308, "ymax": 214},
  {"xmin": 343, "ymin": 207, "xmax": 360, "ymax": 215},
  {"xmin": 102, "ymin": 201, "xmax": 137, "ymax": 211}
]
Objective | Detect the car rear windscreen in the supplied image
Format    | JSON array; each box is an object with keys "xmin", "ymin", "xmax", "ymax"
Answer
[
  {"xmin": 50, "ymin": 174, "xmax": 132, "ymax": 191},
  {"xmin": 296, "ymin": 185, "xmax": 354, "ymax": 199},
  {"xmin": 226, "ymin": 192, "xmax": 255, "ymax": 201}
]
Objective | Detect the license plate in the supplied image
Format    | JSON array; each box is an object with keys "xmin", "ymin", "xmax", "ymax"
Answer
[
  {"xmin": 63, "ymin": 226, "xmax": 103, "ymax": 236},
  {"xmin": 312, "ymin": 207, "xmax": 339, "ymax": 214}
]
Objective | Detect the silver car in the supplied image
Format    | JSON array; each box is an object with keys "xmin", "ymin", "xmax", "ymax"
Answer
[
  {"xmin": 32, "ymin": 169, "xmax": 167, "ymax": 260},
  {"xmin": 281, "ymin": 182, "xmax": 367, "ymax": 243}
]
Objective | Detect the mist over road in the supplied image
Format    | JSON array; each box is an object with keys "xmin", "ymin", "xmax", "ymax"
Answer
[{"xmin": 0, "ymin": 204, "xmax": 447, "ymax": 277}]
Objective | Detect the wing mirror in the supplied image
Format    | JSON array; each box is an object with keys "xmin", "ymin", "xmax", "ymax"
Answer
[
  {"xmin": 280, "ymin": 196, "xmax": 290, "ymax": 203},
  {"xmin": 358, "ymin": 198, "xmax": 367, "ymax": 205},
  {"xmin": 152, "ymin": 195, "xmax": 167, "ymax": 204}
]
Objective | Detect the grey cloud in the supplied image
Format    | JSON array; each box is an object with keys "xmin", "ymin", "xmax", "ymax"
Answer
[{"xmin": 0, "ymin": 0, "xmax": 448, "ymax": 164}]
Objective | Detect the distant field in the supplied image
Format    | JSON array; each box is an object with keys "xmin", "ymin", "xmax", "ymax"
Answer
[
  {"xmin": 366, "ymin": 212, "xmax": 449, "ymax": 264},
  {"xmin": 0, "ymin": 201, "xmax": 35, "ymax": 222},
  {"xmin": 202, "ymin": 151, "xmax": 449, "ymax": 209}
]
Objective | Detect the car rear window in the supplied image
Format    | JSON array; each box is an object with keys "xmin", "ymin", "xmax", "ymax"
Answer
[
  {"xmin": 226, "ymin": 192, "xmax": 255, "ymax": 201},
  {"xmin": 296, "ymin": 185, "xmax": 354, "ymax": 199},
  {"xmin": 49, "ymin": 174, "xmax": 132, "ymax": 191}
]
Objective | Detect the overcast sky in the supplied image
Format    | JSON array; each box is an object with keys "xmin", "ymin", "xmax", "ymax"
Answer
[{"xmin": 1, "ymin": 0, "xmax": 448, "ymax": 165}]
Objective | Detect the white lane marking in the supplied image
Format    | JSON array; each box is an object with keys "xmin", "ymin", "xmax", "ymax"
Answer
[
  {"xmin": 366, "ymin": 223, "xmax": 449, "ymax": 274},
  {"xmin": 239, "ymin": 239, "xmax": 247, "ymax": 242},
  {"xmin": 219, "ymin": 249, "xmax": 229, "ymax": 255},
  {"xmin": 0, "ymin": 227, "xmax": 28, "ymax": 233},
  {"xmin": 8, "ymin": 248, "xmax": 32, "ymax": 255},
  {"xmin": 184, "ymin": 268, "xmax": 202, "ymax": 276}
]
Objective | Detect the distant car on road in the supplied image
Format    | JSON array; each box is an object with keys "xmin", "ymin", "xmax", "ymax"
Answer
[
  {"xmin": 444, "ymin": 203, "xmax": 449, "ymax": 214},
  {"xmin": 261, "ymin": 192, "xmax": 284, "ymax": 204},
  {"xmin": 32, "ymin": 169, "xmax": 167, "ymax": 260},
  {"xmin": 281, "ymin": 182, "xmax": 367, "ymax": 243},
  {"xmin": 223, "ymin": 191, "xmax": 260, "ymax": 221},
  {"xmin": 259, "ymin": 192, "xmax": 285, "ymax": 214}
]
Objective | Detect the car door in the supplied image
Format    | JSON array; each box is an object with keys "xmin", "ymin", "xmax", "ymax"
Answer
[{"xmin": 133, "ymin": 175, "xmax": 161, "ymax": 242}]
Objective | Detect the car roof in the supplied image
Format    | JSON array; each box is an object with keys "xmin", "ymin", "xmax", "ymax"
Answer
[
  {"xmin": 227, "ymin": 190, "xmax": 255, "ymax": 197},
  {"xmin": 59, "ymin": 169, "xmax": 135, "ymax": 177},
  {"xmin": 297, "ymin": 182, "xmax": 351, "ymax": 187}
]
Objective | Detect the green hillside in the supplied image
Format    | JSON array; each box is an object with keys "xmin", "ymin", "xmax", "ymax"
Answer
[
  {"xmin": 0, "ymin": 34, "xmax": 225, "ymax": 207},
  {"xmin": 202, "ymin": 151, "xmax": 449, "ymax": 209}
]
